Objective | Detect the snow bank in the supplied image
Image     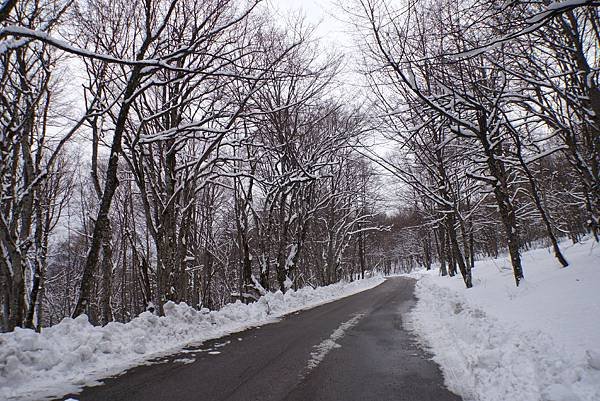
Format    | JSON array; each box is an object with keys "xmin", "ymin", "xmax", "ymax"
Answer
[
  {"xmin": 0, "ymin": 276, "xmax": 385, "ymax": 401},
  {"xmin": 407, "ymin": 240, "xmax": 600, "ymax": 401}
]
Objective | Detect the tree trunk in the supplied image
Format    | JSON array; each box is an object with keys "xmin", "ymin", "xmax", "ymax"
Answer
[
  {"xmin": 448, "ymin": 214, "xmax": 472, "ymax": 288},
  {"xmin": 100, "ymin": 234, "xmax": 114, "ymax": 325},
  {"xmin": 73, "ymin": 66, "xmax": 143, "ymax": 319},
  {"xmin": 359, "ymin": 228, "xmax": 366, "ymax": 279},
  {"xmin": 434, "ymin": 227, "xmax": 448, "ymax": 276},
  {"xmin": 513, "ymin": 132, "xmax": 569, "ymax": 267}
]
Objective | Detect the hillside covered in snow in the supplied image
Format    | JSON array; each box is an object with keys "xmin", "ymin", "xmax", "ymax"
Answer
[{"xmin": 408, "ymin": 240, "xmax": 600, "ymax": 401}]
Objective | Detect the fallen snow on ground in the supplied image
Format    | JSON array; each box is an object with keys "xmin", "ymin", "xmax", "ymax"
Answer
[
  {"xmin": 0, "ymin": 276, "xmax": 384, "ymax": 401},
  {"xmin": 307, "ymin": 313, "xmax": 365, "ymax": 371},
  {"xmin": 407, "ymin": 239, "xmax": 600, "ymax": 401}
]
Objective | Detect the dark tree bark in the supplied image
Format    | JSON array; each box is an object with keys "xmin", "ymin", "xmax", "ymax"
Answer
[{"xmin": 73, "ymin": 66, "xmax": 144, "ymax": 318}]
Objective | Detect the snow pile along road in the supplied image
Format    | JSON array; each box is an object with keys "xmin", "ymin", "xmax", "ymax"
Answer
[
  {"xmin": 0, "ymin": 276, "xmax": 385, "ymax": 401},
  {"xmin": 407, "ymin": 240, "xmax": 600, "ymax": 401}
]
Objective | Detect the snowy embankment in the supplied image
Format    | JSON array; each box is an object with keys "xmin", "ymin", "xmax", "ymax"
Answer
[
  {"xmin": 0, "ymin": 276, "xmax": 384, "ymax": 401},
  {"xmin": 407, "ymin": 240, "xmax": 600, "ymax": 401}
]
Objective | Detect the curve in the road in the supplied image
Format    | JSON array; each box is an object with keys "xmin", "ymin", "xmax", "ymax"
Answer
[{"xmin": 61, "ymin": 277, "xmax": 462, "ymax": 401}]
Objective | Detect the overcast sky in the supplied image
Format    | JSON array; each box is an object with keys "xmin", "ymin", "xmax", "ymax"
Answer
[{"xmin": 268, "ymin": 0, "xmax": 353, "ymax": 49}]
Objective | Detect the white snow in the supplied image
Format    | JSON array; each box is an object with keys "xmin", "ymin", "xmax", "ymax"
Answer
[
  {"xmin": 406, "ymin": 239, "xmax": 600, "ymax": 401},
  {"xmin": 283, "ymin": 276, "xmax": 294, "ymax": 291},
  {"xmin": 0, "ymin": 276, "xmax": 385, "ymax": 401},
  {"xmin": 172, "ymin": 357, "xmax": 195, "ymax": 364},
  {"xmin": 306, "ymin": 313, "xmax": 365, "ymax": 371}
]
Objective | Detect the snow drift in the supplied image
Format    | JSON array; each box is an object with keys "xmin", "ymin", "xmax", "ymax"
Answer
[
  {"xmin": 0, "ymin": 276, "xmax": 384, "ymax": 401},
  {"xmin": 407, "ymin": 239, "xmax": 600, "ymax": 401}
]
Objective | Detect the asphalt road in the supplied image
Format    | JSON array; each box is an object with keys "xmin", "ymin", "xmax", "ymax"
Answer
[{"xmin": 60, "ymin": 277, "xmax": 461, "ymax": 401}]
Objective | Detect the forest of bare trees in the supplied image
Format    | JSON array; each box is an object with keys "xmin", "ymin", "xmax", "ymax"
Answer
[
  {"xmin": 1, "ymin": 0, "xmax": 598, "ymax": 333},
  {"xmin": 351, "ymin": 0, "xmax": 599, "ymax": 287}
]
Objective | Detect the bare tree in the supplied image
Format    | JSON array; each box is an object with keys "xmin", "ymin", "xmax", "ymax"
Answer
[
  {"xmin": 352, "ymin": 0, "xmax": 593, "ymax": 285},
  {"xmin": 0, "ymin": 0, "xmax": 87, "ymax": 331}
]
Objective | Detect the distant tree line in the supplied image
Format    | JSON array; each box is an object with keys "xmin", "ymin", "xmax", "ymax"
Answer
[{"xmin": 352, "ymin": 0, "xmax": 599, "ymax": 288}]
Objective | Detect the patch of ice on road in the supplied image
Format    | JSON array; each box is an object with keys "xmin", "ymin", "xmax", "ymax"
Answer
[
  {"xmin": 172, "ymin": 358, "xmax": 195, "ymax": 365},
  {"xmin": 306, "ymin": 313, "xmax": 365, "ymax": 371},
  {"xmin": 179, "ymin": 348, "xmax": 199, "ymax": 354}
]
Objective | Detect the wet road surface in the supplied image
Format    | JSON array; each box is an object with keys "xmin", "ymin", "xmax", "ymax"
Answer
[{"xmin": 60, "ymin": 277, "xmax": 461, "ymax": 401}]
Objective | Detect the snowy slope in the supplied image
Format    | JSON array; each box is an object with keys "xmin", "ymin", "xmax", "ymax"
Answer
[
  {"xmin": 0, "ymin": 276, "xmax": 384, "ymax": 401},
  {"xmin": 407, "ymin": 239, "xmax": 600, "ymax": 401}
]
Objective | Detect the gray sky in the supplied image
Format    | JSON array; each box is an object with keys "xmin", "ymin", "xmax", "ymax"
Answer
[{"xmin": 269, "ymin": 0, "xmax": 353, "ymax": 49}]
